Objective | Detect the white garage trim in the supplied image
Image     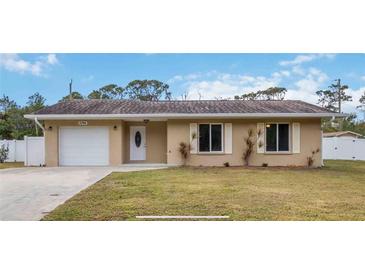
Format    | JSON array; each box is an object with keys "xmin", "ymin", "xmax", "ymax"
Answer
[{"xmin": 59, "ymin": 127, "xmax": 109, "ymax": 166}]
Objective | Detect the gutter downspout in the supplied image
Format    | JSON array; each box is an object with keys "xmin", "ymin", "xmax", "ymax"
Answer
[{"xmin": 34, "ymin": 117, "xmax": 46, "ymax": 135}]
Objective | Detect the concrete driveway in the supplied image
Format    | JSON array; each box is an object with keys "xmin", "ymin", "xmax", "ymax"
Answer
[{"xmin": 0, "ymin": 165, "xmax": 167, "ymax": 221}]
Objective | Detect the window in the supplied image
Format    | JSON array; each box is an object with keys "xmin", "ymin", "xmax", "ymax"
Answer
[
  {"xmin": 266, "ymin": 123, "xmax": 277, "ymax": 151},
  {"xmin": 198, "ymin": 124, "xmax": 223, "ymax": 152},
  {"xmin": 135, "ymin": 131, "xmax": 141, "ymax": 147},
  {"xmin": 199, "ymin": 124, "xmax": 210, "ymax": 152},
  {"xmin": 265, "ymin": 123, "xmax": 290, "ymax": 152}
]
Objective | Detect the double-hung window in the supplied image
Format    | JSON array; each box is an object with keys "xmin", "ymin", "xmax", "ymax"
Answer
[
  {"xmin": 265, "ymin": 123, "xmax": 290, "ymax": 152},
  {"xmin": 198, "ymin": 123, "xmax": 223, "ymax": 152}
]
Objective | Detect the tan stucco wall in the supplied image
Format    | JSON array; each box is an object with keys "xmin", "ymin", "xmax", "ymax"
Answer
[
  {"xmin": 123, "ymin": 121, "xmax": 167, "ymax": 163},
  {"xmin": 44, "ymin": 120, "xmax": 123, "ymax": 166},
  {"xmin": 44, "ymin": 118, "xmax": 321, "ymax": 167},
  {"xmin": 167, "ymin": 119, "xmax": 322, "ymax": 167}
]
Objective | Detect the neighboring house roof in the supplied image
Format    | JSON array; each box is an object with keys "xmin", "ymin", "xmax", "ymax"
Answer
[
  {"xmin": 323, "ymin": 131, "xmax": 364, "ymax": 138},
  {"xmin": 25, "ymin": 99, "xmax": 345, "ymax": 120}
]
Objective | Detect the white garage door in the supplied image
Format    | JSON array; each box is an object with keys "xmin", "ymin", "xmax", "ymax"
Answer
[{"xmin": 59, "ymin": 127, "xmax": 109, "ymax": 166}]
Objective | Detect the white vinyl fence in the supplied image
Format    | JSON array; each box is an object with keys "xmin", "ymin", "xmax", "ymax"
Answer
[
  {"xmin": 323, "ymin": 137, "xmax": 365, "ymax": 161},
  {"xmin": 24, "ymin": 136, "xmax": 45, "ymax": 166},
  {"xmin": 0, "ymin": 136, "xmax": 45, "ymax": 166},
  {"xmin": 0, "ymin": 140, "xmax": 25, "ymax": 162}
]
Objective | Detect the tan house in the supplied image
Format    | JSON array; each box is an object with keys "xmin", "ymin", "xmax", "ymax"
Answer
[{"xmin": 25, "ymin": 100, "xmax": 344, "ymax": 168}]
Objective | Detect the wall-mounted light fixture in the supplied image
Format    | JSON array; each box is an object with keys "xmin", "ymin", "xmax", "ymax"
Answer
[
  {"xmin": 113, "ymin": 125, "xmax": 117, "ymax": 130},
  {"xmin": 48, "ymin": 126, "xmax": 53, "ymax": 131},
  {"xmin": 143, "ymin": 119, "xmax": 150, "ymax": 124}
]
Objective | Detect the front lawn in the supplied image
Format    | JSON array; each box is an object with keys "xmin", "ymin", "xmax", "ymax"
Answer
[
  {"xmin": 0, "ymin": 162, "xmax": 24, "ymax": 169},
  {"xmin": 43, "ymin": 160, "xmax": 365, "ymax": 221}
]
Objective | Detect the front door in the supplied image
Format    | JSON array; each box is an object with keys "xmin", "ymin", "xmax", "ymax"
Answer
[{"xmin": 130, "ymin": 126, "xmax": 146, "ymax": 161}]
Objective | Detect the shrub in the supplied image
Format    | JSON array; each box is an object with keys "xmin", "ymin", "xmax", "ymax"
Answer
[
  {"xmin": 242, "ymin": 128, "xmax": 263, "ymax": 166},
  {"xmin": 307, "ymin": 148, "xmax": 320, "ymax": 167},
  {"xmin": 178, "ymin": 132, "xmax": 197, "ymax": 166},
  {"xmin": 178, "ymin": 142, "xmax": 189, "ymax": 164},
  {"xmin": 0, "ymin": 144, "xmax": 9, "ymax": 163},
  {"xmin": 262, "ymin": 163, "xmax": 268, "ymax": 167},
  {"xmin": 223, "ymin": 162, "xmax": 230, "ymax": 167}
]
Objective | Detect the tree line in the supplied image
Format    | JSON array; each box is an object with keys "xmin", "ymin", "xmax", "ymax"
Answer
[
  {"xmin": 61, "ymin": 80, "xmax": 171, "ymax": 101},
  {"xmin": 233, "ymin": 80, "xmax": 365, "ymax": 115},
  {"xmin": 234, "ymin": 87, "xmax": 287, "ymax": 101},
  {"xmin": 0, "ymin": 92, "xmax": 46, "ymax": 139}
]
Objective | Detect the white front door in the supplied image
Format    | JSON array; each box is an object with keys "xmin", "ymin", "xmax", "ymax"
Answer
[{"xmin": 130, "ymin": 126, "xmax": 146, "ymax": 161}]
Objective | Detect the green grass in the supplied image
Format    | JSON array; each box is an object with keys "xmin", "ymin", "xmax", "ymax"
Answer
[
  {"xmin": 0, "ymin": 162, "xmax": 24, "ymax": 169},
  {"xmin": 43, "ymin": 160, "xmax": 365, "ymax": 221}
]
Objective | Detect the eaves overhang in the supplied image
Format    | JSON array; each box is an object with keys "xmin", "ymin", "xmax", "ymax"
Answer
[{"xmin": 24, "ymin": 112, "xmax": 347, "ymax": 120}]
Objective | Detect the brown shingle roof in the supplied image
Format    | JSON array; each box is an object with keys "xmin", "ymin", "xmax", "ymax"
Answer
[{"xmin": 34, "ymin": 99, "xmax": 336, "ymax": 115}]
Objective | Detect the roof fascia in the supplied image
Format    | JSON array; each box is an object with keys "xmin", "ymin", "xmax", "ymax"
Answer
[{"xmin": 24, "ymin": 112, "xmax": 347, "ymax": 120}]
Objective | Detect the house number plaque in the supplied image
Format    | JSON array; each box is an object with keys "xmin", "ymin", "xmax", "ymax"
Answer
[{"xmin": 78, "ymin": 121, "xmax": 88, "ymax": 126}]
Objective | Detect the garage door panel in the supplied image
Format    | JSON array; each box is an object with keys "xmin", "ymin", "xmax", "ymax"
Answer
[{"xmin": 59, "ymin": 127, "xmax": 109, "ymax": 166}]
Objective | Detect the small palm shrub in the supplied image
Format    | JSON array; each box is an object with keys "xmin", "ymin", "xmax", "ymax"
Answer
[
  {"xmin": 178, "ymin": 142, "xmax": 189, "ymax": 165},
  {"xmin": 0, "ymin": 144, "xmax": 9, "ymax": 163},
  {"xmin": 178, "ymin": 132, "xmax": 197, "ymax": 166},
  {"xmin": 307, "ymin": 148, "xmax": 320, "ymax": 167},
  {"xmin": 243, "ymin": 128, "xmax": 263, "ymax": 166}
]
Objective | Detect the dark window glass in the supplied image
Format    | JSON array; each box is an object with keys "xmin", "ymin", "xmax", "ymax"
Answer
[
  {"xmin": 278, "ymin": 124, "xmax": 289, "ymax": 151},
  {"xmin": 199, "ymin": 124, "xmax": 210, "ymax": 152},
  {"xmin": 135, "ymin": 131, "xmax": 141, "ymax": 147},
  {"xmin": 266, "ymin": 124, "xmax": 277, "ymax": 151},
  {"xmin": 211, "ymin": 124, "xmax": 222, "ymax": 151}
]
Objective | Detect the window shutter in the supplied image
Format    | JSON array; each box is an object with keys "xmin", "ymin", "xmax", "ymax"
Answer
[
  {"xmin": 257, "ymin": 123, "xmax": 265, "ymax": 154},
  {"xmin": 190, "ymin": 123, "xmax": 198, "ymax": 154},
  {"xmin": 292, "ymin": 122, "xmax": 301, "ymax": 153},
  {"xmin": 224, "ymin": 123, "xmax": 232, "ymax": 154}
]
